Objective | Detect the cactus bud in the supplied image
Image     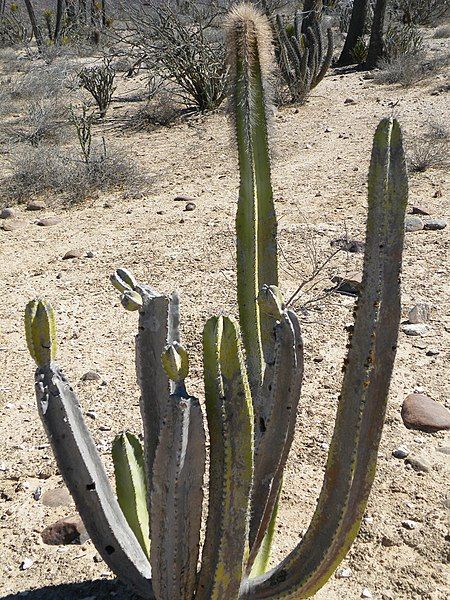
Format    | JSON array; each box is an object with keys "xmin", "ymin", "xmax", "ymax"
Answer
[
  {"xmin": 257, "ymin": 285, "xmax": 285, "ymax": 319},
  {"xmin": 120, "ymin": 290, "xmax": 143, "ymax": 311},
  {"xmin": 111, "ymin": 268, "xmax": 137, "ymax": 293},
  {"xmin": 24, "ymin": 299, "xmax": 57, "ymax": 367},
  {"xmin": 161, "ymin": 342, "xmax": 189, "ymax": 382}
]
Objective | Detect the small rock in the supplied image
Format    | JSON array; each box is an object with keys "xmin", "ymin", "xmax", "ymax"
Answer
[
  {"xmin": 331, "ymin": 237, "xmax": 365, "ymax": 254},
  {"xmin": 402, "ymin": 323, "xmax": 428, "ymax": 336},
  {"xmin": 93, "ymin": 554, "xmax": 103, "ymax": 563},
  {"xmin": 408, "ymin": 303, "xmax": 430, "ymax": 324},
  {"xmin": 36, "ymin": 216, "xmax": 61, "ymax": 227},
  {"xmin": 426, "ymin": 347, "xmax": 439, "ymax": 356},
  {"xmin": 313, "ymin": 355, "xmax": 324, "ymax": 363},
  {"xmin": 86, "ymin": 410, "xmax": 97, "ymax": 420},
  {"xmin": 335, "ymin": 567, "xmax": 352, "ymax": 579},
  {"xmin": 0, "ymin": 207, "xmax": 16, "ymax": 219},
  {"xmin": 361, "ymin": 589, "xmax": 373, "ymax": 599},
  {"xmin": 393, "ymin": 445, "xmax": 410, "ymax": 459},
  {"xmin": 405, "ymin": 216, "xmax": 424, "ymax": 232},
  {"xmin": 99, "ymin": 424, "xmax": 111, "ymax": 432},
  {"xmin": 325, "ymin": 127, "xmax": 333, "ymax": 132},
  {"xmin": 86, "ymin": 251, "xmax": 94, "ymax": 258},
  {"xmin": 174, "ymin": 194, "xmax": 195, "ymax": 202},
  {"xmin": 156, "ymin": 210, "xmax": 164, "ymax": 215},
  {"xmin": 81, "ymin": 371, "xmax": 101, "ymax": 382},
  {"xmin": 20, "ymin": 558, "xmax": 34, "ymax": 570},
  {"xmin": 33, "ymin": 487, "xmax": 42, "ymax": 500},
  {"xmin": 63, "ymin": 249, "xmax": 84, "ymax": 260},
  {"xmin": 184, "ymin": 202, "xmax": 196, "ymax": 212},
  {"xmin": 410, "ymin": 205, "xmax": 431, "ymax": 216},
  {"xmin": 0, "ymin": 462, "xmax": 8, "ymax": 471},
  {"xmin": 401, "ymin": 519, "xmax": 416, "ymax": 530},
  {"xmin": 402, "ymin": 394, "xmax": 450, "ymax": 432},
  {"xmin": 331, "ymin": 273, "xmax": 362, "ymax": 296},
  {"xmin": 41, "ymin": 514, "xmax": 89, "ymax": 545},
  {"xmin": 423, "ymin": 218, "xmax": 447, "ymax": 231},
  {"xmin": 381, "ymin": 535, "xmax": 397, "ymax": 547},
  {"xmin": 26, "ymin": 200, "xmax": 46, "ymax": 211},
  {"xmin": 41, "ymin": 487, "xmax": 72, "ymax": 507},
  {"xmin": 436, "ymin": 446, "xmax": 450, "ymax": 456},
  {"xmin": 2, "ymin": 220, "xmax": 25, "ymax": 231},
  {"xmin": 344, "ymin": 97, "xmax": 356, "ymax": 105},
  {"xmin": 405, "ymin": 455, "xmax": 431, "ymax": 473}
]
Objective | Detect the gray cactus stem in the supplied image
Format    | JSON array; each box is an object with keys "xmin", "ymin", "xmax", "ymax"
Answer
[{"xmin": 35, "ymin": 364, "xmax": 153, "ymax": 599}]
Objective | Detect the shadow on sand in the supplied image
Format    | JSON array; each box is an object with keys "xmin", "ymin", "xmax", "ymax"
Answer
[{"xmin": 0, "ymin": 579, "xmax": 141, "ymax": 600}]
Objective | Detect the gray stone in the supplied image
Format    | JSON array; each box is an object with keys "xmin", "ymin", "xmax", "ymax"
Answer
[
  {"xmin": 426, "ymin": 348, "xmax": 440, "ymax": 356},
  {"xmin": 402, "ymin": 394, "xmax": 450, "ymax": 432},
  {"xmin": 81, "ymin": 370, "xmax": 101, "ymax": 382},
  {"xmin": 174, "ymin": 194, "xmax": 195, "ymax": 202},
  {"xmin": 41, "ymin": 514, "xmax": 89, "ymax": 545},
  {"xmin": 402, "ymin": 323, "xmax": 428, "ymax": 336},
  {"xmin": 361, "ymin": 589, "xmax": 373, "ymax": 599},
  {"xmin": 423, "ymin": 218, "xmax": 447, "ymax": 231},
  {"xmin": 20, "ymin": 558, "xmax": 34, "ymax": 570},
  {"xmin": 26, "ymin": 200, "xmax": 46, "ymax": 211},
  {"xmin": 393, "ymin": 445, "xmax": 410, "ymax": 459},
  {"xmin": 401, "ymin": 519, "xmax": 416, "ymax": 530},
  {"xmin": 335, "ymin": 567, "xmax": 352, "ymax": 579},
  {"xmin": 36, "ymin": 216, "xmax": 61, "ymax": 227},
  {"xmin": 184, "ymin": 202, "xmax": 196, "ymax": 211},
  {"xmin": 408, "ymin": 303, "xmax": 430, "ymax": 324},
  {"xmin": 405, "ymin": 455, "xmax": 431, "ymax": 473},
  {"xmin": 0, "ymin": 207, "xmax": 16, "ymax": 219},
  {"xmin": 63, "ymin": 249, "xmax": 84, "ymax": 259},
  {"xmin": 405, "ymin": 216, "xmax": 424, "ymax": 232},
  {"xmin": 41, "ymin": 487, "xmax": 72, "ymax": 507},
  {"xmin": 331, "ymin": 237, "xmax": 365, "ymax": 254},
  {"xmin": 410, "ymin": 205, "xmax": 431, "ymax": 216},
  {"xmin": 2, "ymin": 220, "xmax": 25, "ymax": 231},
  {"xmin": 331, "ymin": 273, "xmax": 362, "ymax": 296}
]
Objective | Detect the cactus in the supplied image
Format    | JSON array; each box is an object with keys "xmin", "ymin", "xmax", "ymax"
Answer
[
  {"xmin": 24, "ymin": 4, "xmax": 408, "ymax": 600},
  {"xmin": 274, "ymin": 10, "xmax": 333, "ymax": 104}
]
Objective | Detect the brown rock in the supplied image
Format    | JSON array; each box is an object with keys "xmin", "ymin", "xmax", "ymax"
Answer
[
  {"xmin": 331, "ymin": 273, "xmax": 362, "ymax": 295},
  {"xmin": 36, "ymin": 216, "xmax": 61, "ymax": 227},
  {"xmin": 41, "ymin": 487, "xmax": 72, "ymax": 508},
  {"xmin": 63, "ymin": 249, "xmax": 84, "ymax": 260},
  {"xmin": 405, "ymin": 455, "xmax": 431, "ymax": 473},
  {"xmin": 26, "ymin": 200, "xmax": 47, "ymax": 211},
  {"xmin": 41, "ymin": 514, "xmax": 89, "ymax": 545},
  {"xmin": 1, "ymin": 220, "xmax": 25, "ymax": 231},
  {"xmin": 401, "ymin": 394, "xmax": 450, "ymax": 433},
  {"xmin": 0, "ymin": 207, "xmax": 16, "ymax": 219}
]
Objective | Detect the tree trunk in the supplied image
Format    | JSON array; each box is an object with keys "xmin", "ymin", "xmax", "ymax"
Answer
[
  {"xmin": 301, "ymin": 0, "xmax": 323, "ymax": 33},
  {"xmin": 1, "ymin": 0, "xmax": 7, "ymax": 17},
  {"xmin": 336, "ymin": 0, "xmax": 370, "ymax": 66},
  {"xmin": 79, "ymin": 0, "xmax": 87, "ymax": 24},
  {"xmin": 23, "ymin": 0, "xmax": 44, "ymax": 49},
  {"xmin": 101, "ymin": 0, "xmax": 106, "ymax": 27},
  {"xmin": 365, "ymin": 0, "xmax": 388, "ymax": 68},
  {"xmin": 54, "ymin": 0, "xmax": 64, "ymax": 43}
]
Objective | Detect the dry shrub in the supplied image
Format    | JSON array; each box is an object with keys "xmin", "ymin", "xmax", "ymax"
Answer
[
  {"xmin": 408, "ymin": 121, "xmax": 449, "ymax": 173},
  {"xmin": 374, "ymin": 52, "xmax": 450, "ymax": 86},
  {"xmin": 433, "ymin": 23, "xmax": 450, "ymax": 37}
]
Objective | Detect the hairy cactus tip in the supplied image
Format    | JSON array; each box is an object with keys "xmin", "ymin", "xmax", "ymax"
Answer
[
  {"xmin": 161, "ymin": 341, "xmax": 189, "ymax": 382},
  {"xmin": 24, "ymin": 299, "xmax": 57, "ymax": 367}
]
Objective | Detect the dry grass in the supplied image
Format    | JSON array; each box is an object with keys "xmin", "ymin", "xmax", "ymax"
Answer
[{"xmin": 374, "ymin": 52, "xmax": 450, "ymax": 87}]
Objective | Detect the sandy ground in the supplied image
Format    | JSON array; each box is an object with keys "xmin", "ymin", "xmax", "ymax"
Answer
[{"xmin": 1, "ymin": 28, "xmax": 449, "ymax": 600}]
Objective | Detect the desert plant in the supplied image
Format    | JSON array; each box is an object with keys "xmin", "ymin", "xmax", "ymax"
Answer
[
  {"xmin": 274, "ymin": 9, "xmax": 333, "ymax": 104},
  {"xmin": 383, "ymin": 21, "xmax": 423, "ymax": 60},
  {"xmin": 69, "ymin": 103, "xmax": 95, "ymax": 163},
  {"xmin": 0, "ymin": 3, "xmax": 29, "ymax": 46},
  {"xmin": 395, "ymin": 0, "xmax": 450, "ymax": 25},
  {"xmin": 374, "ymin": 51, "xmax": 449, "ymax": 86},
  {"xmin": 79, "ymin": 57, "xmax": 116, "ymax": 117},
  {"xmin": 24, "ymin": 4, "xmax": 409, "ymax": 599},
  {"xmin": 351, "ymin": 34, "xmax": 368, "ymax": 62}
]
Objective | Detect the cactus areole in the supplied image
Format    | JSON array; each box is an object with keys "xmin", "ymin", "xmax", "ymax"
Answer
[{"xmin": 24, "ymin": 4, "xmax": 408, "ymax": 599}]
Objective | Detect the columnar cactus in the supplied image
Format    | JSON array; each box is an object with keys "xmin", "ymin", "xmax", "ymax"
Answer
[
  {"xmin": 24, "ymin": 4, "xmax": 408, "ymax": 600},
  {"xmin": 274, "ymin": 10, "xmax": 333, "ymax": 104}
]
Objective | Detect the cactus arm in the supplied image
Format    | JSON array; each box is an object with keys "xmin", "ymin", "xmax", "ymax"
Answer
[
  {"xmin": 227, "ymin": 5, "xmax": 277, "ymax": 395},
  {"xmin": 248, "ymin": 310, "xmax": 303, "ymax": 570},
  {"xmin": 196, "ymin": 316, "xmax": 254, "ymax": 600},
  {"xmin": 34, "ymin": 364, "xmax": 153, "ymax": 599},
  {"xmin": 150, "ymin": 394, "xmax": 206, "ymax": 600},
  {"xmin": 312, "ymin": 28, "xmax": 333, "ymax": 89},
  {"xmin": 25, "ymin": 300, "xmax": 57, "ymax": 367},
  {"xmin": 250, "ymin": 482, "xmax": 281, "ymax": 579},
  {"xmin": 245, "ymin": 118, "xmax": 407, "ymax": 599},
  {"xmin": 112, "ymin": 432, "xmax": 150, "ymax": 560}
]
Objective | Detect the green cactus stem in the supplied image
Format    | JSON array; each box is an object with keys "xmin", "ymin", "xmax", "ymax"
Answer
[
  {"xmin": 112, "ymin": 432, "xmax": 150, "ymax": 560},
  {"xmin": 25, "ymin": 299, "xmax": 57, "ymax": 367},
  {"xmin": 226, "ymin": 4, "xmax": 278, "ymax": 395},
  {"xmin": 197, "ymin": 316, "xmax": 254, "ymax": 600},
  {"xmin": 244, "ymin": 117, "xmax": 408, "ymax": 599}
]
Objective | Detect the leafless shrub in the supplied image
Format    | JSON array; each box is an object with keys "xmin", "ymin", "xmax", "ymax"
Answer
[
  {"xmin": 10, "ymin": 59, "xmax": 77, "ymax": 101},
  {"xmin": 433, "ymin": 23, "xmax": 450, "ymax": 37},
  {"xmin": 374, "ymin": 52, "xmax": 449, "ymax": 86},
  {"xmin": 5, "ymin": 99, "xmax": 67, "ymax": 146},
  {"xmin": 383, "ymin": 22, "xmax": 423, "ymax": 60},
  {"xmin": 127, "ymin": 92, "xmax": 180, "ymax": 130},
  {"xmin": 395, "ymin": 0, "xmax": 450, "ymax": 26},
  {"xmin": 79, "ymin": 58, "xmax": 116, "ymax": 117},
  {"xmin": 408, "ymin": 124, "xmax": 449, "ymax": 172}
]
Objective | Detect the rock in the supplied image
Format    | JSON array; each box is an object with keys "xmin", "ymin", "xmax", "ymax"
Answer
[
  {"xmin": 423, "ymin": 218, "xmax": 447, "ymax": 231},
  {"xmin": 393, "ymin": 445, "xmax": 410, "ymax": 459},
  {"xmin": 33, "ymin": 487, "xmax": 42, "ymax": 500},
  {"xmin": 335, "ymin": 567, "xmax": 352, "ymax": 579},
  {"xmin": 0, "ymin": 207, "xmax": 16, "ymax": 219},
  {"xmin": 436, "ymin": 446, "xmax": 450, "ymax": 456},
  {"xmin": 41, "ymin": 487, "xmax": 72, "ymax": 507},
  {"xmin": 174, "ymin": 194, "xmax": 195, "ymax": 202},
  {"xmin": 402, "ymin": 323, "xmax": 428, "ymax": 336},
  {"xmin": 313, "ymin": 355, "xmax": 324, "ymax": 363},
  {"xmin": 26, "ymin": 200, "xmax": 46, "ymax": 211},
  {"xmin": 331, "ymin": 273, "xmax": 362, "ymax": 295},
  {"xmin": 401, "ymin": 519, "xmax": 416, "ymax": 530},
  {"xmin": 410, "ymin": 205, "xmax": 431, "ymax": 216},
  {"xmin": 41, "ymin": 514, "xmax": 89, "ymax": 545},
  {"xmin": 402, "ymin": 394, "xmax": 450, "ymax": 432},
  {"xmin": 1, "ymin": 220, "xmax": 25, "ymax": 231},
  {"xmin": 81, "ymin": 370, "xmax": 101, "ymax": 382},
  {"xmin": 20, "ymin": 558, "xmax": 34, "ymax": 570},
  {"xmin": 408, "ymin": 303, "xmax": 431, "ymax": 324},
  {"xmin": 184, "ymin": 202, "xmax": 196, "ymax": 212},
  {"xmin": 405, "ymin": 216, "xmax": 424, "ymax": 232},
  {"xmin": 331, "ymin": 237, "xmax": 365, "ymax": 253},
  {"xmin": 99, "ymin": 424, "xmax": 111, "ymax": 431},
  {"xmin": 86, "ymin": 251, "xmax": 94, "ymax": 258},
  {"xmin": 426, "ymin": 347, "xmax": 439, "ymax": 356},
  {"xmin": 325, "ymin": 127, "xmax": 333, "ymax": 132},
  {"xmin": 86, "ymin": 410, "xmax": 97, "ymax": 420},
  {"xmin": 344, "ymin": 97, "xmax": 356, "ymax": 104},
  {"xmin": 36, "ymin": 216, "xmax": 61, "ymax": 227},
  {"xmin": 405, "ymin": 455, "xmax": 431, "ymax": 473},
  {"xmin": 361, "ymin": 589, "xmax": 373, "ymax": 599},
  {"xmin": 63, "ymin": 249, "xmax": 84, "ymax": 259}
]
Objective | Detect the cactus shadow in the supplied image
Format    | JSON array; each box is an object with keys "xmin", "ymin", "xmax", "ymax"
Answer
[{"xmin": 0, "ymin": 579, "xmax": 139, "ymax": 600}]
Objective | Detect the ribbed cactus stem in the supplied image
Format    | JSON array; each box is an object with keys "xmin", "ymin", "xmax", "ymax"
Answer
[
  {"xmin": 226, "ymin": 4, "xmax": 278, "ymax": 395},
  {"xmin": 25, "ymin": 299, "xmax": 57, "ymax": 367}
]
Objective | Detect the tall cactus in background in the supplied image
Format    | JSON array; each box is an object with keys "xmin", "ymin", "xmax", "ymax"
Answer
[
  {"xmin": 274, "ymin": 10, "xmax": 333, "ymax": 104},
  {"xmin": 24, "ymin": 4, "xmax": 408, "ymax": 599}
]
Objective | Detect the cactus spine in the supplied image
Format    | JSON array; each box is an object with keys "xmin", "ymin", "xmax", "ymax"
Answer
[{"xmin": 24, "ymin": 5, "xmax": 408, "ymax": 600}]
